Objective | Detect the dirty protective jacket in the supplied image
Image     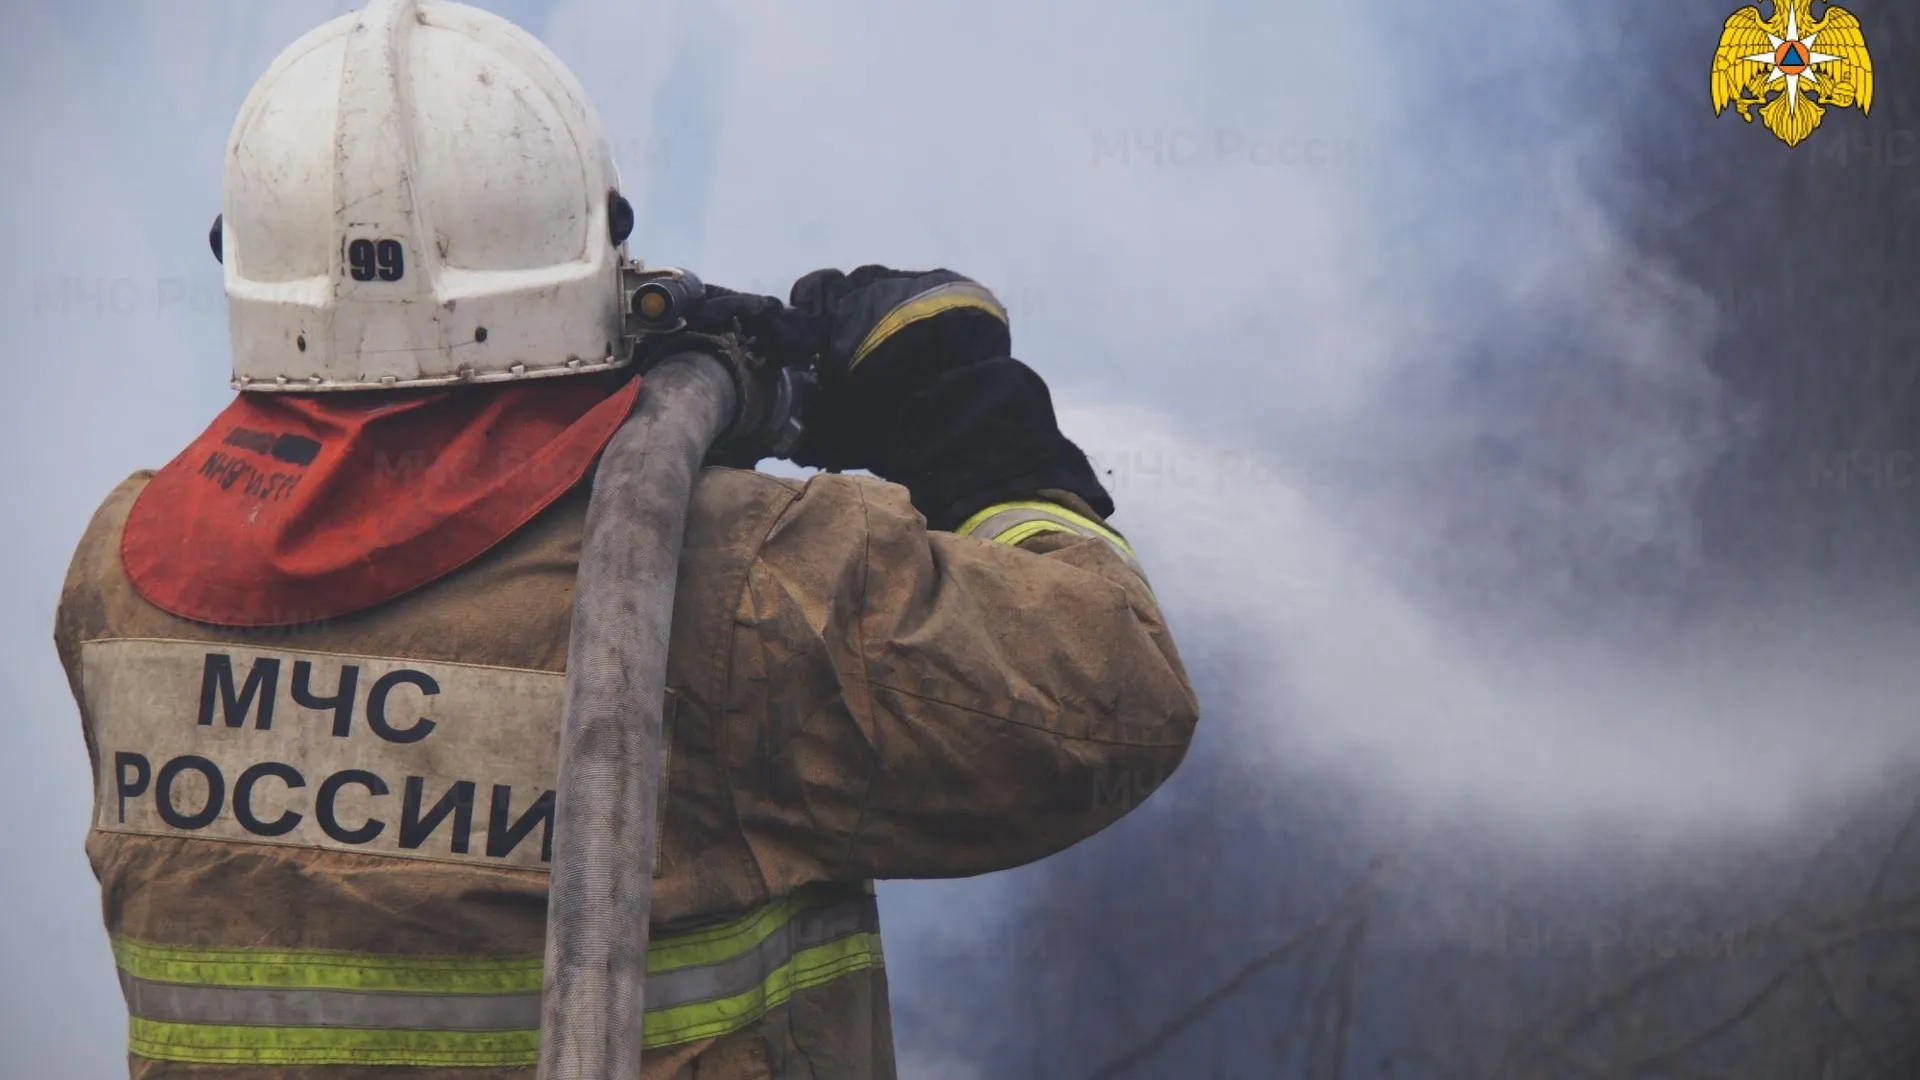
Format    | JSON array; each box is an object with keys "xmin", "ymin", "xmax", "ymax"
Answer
[{"xmin": 56, "ymin": 464, "xmax": 1199, "ymax": 1080}]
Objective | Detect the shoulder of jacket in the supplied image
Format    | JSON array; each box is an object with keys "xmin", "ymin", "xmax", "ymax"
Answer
[
  {"xmin": 56, "ymin": 470, "xmax": 158, "ymax": 661},
  {"xmin": 792, "ymin": 470, "xmax": 914, "ymax": 505},
  {"xmin": 80, "ymin": 470, "xmax": 157, "ymax": 551},
  {"xmin": 698, "ymin": 465, "xmax": 798, "ymax": 492},
  {"xmin": 693, "ymin": 469, "xmax": 925, "ymax": 560},
  {"xmin": 690, "ymin": 467, "xmax": 807, "ymax": 517},
  {"xmin": 110, "ymin": 468, "xmax": 157, "ymax": 501},
  {"xmin": 693, "ymin": 467, "xmax": 913, "ymax": 509}
]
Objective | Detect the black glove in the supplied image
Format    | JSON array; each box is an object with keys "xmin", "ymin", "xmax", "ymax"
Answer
[
  {"xmin": 784, "ymin": 265, "xmax": 1113, "ymax": 530},
  {"xmin": 782, "ymin": 266, "xmax": 1008, "ymax": 472},
  {"xmin": 666, "ymin": 283, "xmax": 821, "ymax": 467},
  {"xmin": 683, "ymin": 283, "xmax": 819, "ymax": 370}
]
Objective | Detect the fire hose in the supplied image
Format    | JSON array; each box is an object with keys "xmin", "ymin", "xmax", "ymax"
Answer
[{"xmin": 538, "ymin": 268, "xmax": 810, "ymax": 1080}]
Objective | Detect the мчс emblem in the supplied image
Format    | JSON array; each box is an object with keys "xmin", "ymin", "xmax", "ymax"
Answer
[{"xmin": 1711, "ymin": 1, "xmax": 1873, "ymax": 147}]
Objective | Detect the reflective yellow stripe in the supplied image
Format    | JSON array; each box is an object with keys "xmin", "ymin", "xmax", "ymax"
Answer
[
  {"xmin": 127, "ymin": 1017, "xmax": 539, "ymax": 1068},
  {"xmin": 848, "ymin": 282, "xmax": 1009, "ymax": 373},
  {"xmin": 124, "ymin": 933, "xmax": 886, "ymax": 1063},
  {"xmin": 115, "ymin": 882, "xmax": 884, "ymax": 1064},
  {"xmin": 957, "ymin": 499, "xmax": 1151, "ymax": 588},
  {"xmin": 643, "ymin": 931, "xmax": 885, "ymax": 1048},
  {"xmin": 988, "ymin": 519, "xmax": 1081, "ymax": 548},
  {"xmin": 647, "ymin": 880, "xmax": 850, "ymax": 973},
  {"xmin": 956, "ymin": 499, "xmax": 1137, "ymax": 558},
  {"xmin": 113, "ymin": 881, "xmax": 868, "ymax": 988},
  {"xmin": 111, "ymin": 937, "xmax": 543, "ymax": 994}
]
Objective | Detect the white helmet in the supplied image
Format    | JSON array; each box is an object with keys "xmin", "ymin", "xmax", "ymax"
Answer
[{"xmin": 216, "ymin": 0, "xmax": 633, "ymax": 392}]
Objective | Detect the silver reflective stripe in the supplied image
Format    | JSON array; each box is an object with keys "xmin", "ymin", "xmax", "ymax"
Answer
[
  {"xmin": 648, "ymin": 888, "xmax": 877, "ymax": 1010},
  {"xmin": 959, "ymin": 502, "xmax": 1149, "ymax": 581},
  {"xmin": 120, "ymin": 971, "xmax": 539, "ymax": 1032},
  {"xmin": 116, "ymin": 886, "xmax": 881, "ymax": 1040}
]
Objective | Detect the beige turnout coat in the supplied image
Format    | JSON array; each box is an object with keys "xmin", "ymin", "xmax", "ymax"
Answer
[{"xmin": 56, "ymin": 465, "xmax": 1198, "ymax": 1079}]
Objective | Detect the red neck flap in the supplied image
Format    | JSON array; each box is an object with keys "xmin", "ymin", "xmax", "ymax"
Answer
[{"xmin": 122, "ymin": 374, "xmax": 642, "ymax": 628}]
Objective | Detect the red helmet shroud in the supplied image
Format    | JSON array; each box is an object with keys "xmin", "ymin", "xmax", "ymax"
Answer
[{"xmin": 122, "ymin": 374, "xmax": 641, "ymax": 627}]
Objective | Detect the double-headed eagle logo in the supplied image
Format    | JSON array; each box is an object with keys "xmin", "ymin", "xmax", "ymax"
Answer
[{"xmin": 1711, "ymin": 1, "xmax": 1873, "ymax": 146}]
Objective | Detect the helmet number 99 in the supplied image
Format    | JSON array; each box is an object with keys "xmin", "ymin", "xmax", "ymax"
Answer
[{"xmin": 347, "ymin": 238, "xmax": 406, "ymax": 283}]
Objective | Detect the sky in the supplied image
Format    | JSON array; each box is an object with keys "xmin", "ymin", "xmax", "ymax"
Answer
[{"xmin": 4, "ymin": 1, "xmax": 1918, "ymax": 1077}]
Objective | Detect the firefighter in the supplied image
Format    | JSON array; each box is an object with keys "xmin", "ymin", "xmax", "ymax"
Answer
[{"xmin": 53, "ymin": 1, "xmax": 1198, "ymax": 1077}]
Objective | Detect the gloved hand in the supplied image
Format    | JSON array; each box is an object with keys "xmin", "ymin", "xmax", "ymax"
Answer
[
  {"xmin": 665, "ymin": 282, "xmax": 821, "ymax": 467},
  {"xmin": 683, "ymin": 283, "xmax": 820, "ymax": 371},
  {"xmin": 781, "ymin": 265, "xmax": 1114, "ymax": 531},
  {"xmin": 784, "ymin": 266, "xmax": 1012, "ymax": 472}
]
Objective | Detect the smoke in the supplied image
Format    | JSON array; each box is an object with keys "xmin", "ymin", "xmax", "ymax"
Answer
[
  {"xmin": 586, "ymin": 0, "xmax": 1920, "ymax": 1073},
  {"xmin": 1069, "ymin": 402, "xmax": 1920, "ymax": 841},
  {"xmin": 575, "ymin": 0, "xmax": 1920, "ymax": 843},
  {"xmin": 543, "ymin": 0, "xmax": 1911, "ymax": 840}
]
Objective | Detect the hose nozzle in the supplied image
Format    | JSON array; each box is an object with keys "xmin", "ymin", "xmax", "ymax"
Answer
[{"xmin": 623, "ymin": 267, "xmax": 706, "ymax": 333}]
